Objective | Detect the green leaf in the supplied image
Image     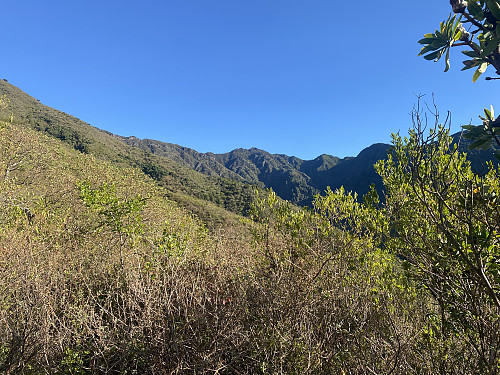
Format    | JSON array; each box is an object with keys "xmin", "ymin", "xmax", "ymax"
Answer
[
  {"xmin": 463, "ymin": 133, "xmax": 476, "ymax": 139},
  {"xmin": 464, "ymin": 130, "xmax": 484, "ymax": 139},
  {"xmin": 431, "ymin": 39, "xmax": 448, "ymax": 48},
  {"xmin": 481, "ymin": 138, "xmax": 493, "ymax": 150},
  {"xmin": 444, "ymin": 15, "xmax": 454, "ymax": 36},
  {"xmin": 471, "ymin": 42, "xmax": 481, "ymax": 51},
  {"xmin": 487, "ymin": 0, "xmax": 500, "ymax": 20},
  {"xmin": 480, "ymin": 37, "xmax": 500, "ymax": 57},
  {"xmin": 419, "ymin": 43, "xmax": 444, "ymax": 56},
  {"xmin": 484, "ymin": 106, "xmax": 493, "ymax": 120},
  {"xmin": 472, "ymin": 62, "xmax": 488, "ymax": 82},
  {"xmin": 452, "ymin": 16, "xmax": 463, "ymax": 38},
  {"xmin": 418, "ymin": 37, "xmax": 437, "ymax": 45},
  {"xmin": 494, "ymin": 152, "xmax": 500, "ymax": 161},
  {"xmin": 419, "ymin": 45, "xmax": 434, "ymax": 56},
  {"xmin": 470, "ymin": 138, "xmax": 492, "ymax": 149},
  {"xmin": 424, "ymin": 48, "xmax": 446, "ymax": 61},
  {"xmin": 445, "ymin": 48, "xmax": 451, "ymax": 72},
  {"xmin": 462, "ymin": 63, "xmax": 475, "ymax": 70},
  {"xmin": 464, "ymin": 128, "xmax": 488, "ymax": 138},
  {"xmin": 462, "ymin": 50, "xmax": 480, "ymax": 58},
  {"xmin": 468, "ymin": 0, "xmax": 484, "ymax": 17},
  {"xmin": 462, "ymin": 59, "xmax": 481, "ymax": 70},
  {"xmin": 462, "ymin": 125, "xmax": 477, "ymax": 130}
]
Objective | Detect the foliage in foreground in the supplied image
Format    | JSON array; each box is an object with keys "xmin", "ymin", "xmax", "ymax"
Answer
[
  {"xmin": 418, "ymin": 0, "xmax": 500, "ymax": 160},
  {"xmin": 0, "ymin": 96, "xmax": 499, "ymax": 374},
  {"xmin": 378, "ymin": 104, "xmax": 500, "ymax": 373}
]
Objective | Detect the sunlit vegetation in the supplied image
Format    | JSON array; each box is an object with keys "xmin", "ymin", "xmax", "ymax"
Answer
[
  {"xmin": 0, "ymin": 81, "xmax": 260, "ymax": 225},
  {"xmin": 2, "ymin": 0, "xmax": 500, "ymax": 371},
  {"xmin": 1, "ymin": 88, "xmax": 499, "ymax": 374}
]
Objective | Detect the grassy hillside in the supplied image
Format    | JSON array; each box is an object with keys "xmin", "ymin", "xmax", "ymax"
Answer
[
  {"xmin": 0, "ymin": 112, "xmax": 428, "ymax": 374},
  {"xmin": 1, "ymin": 86, "xmax": 499, "ymax": 373},
  {"xmin": 0, "ymin": 80, "xmax": 257, "ymax": 223}
]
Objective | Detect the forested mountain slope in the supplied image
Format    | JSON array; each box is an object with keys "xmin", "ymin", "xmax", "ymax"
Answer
[
  {"xmin": 120, "ymin": 136, "xmax": 390, "ymax": 205},
  {"xmin": 121, "ymin": 132, "xmax": 499, "ymax": 205},
  {"xmin": 1, "ymin": 79, "xmax": 497, "ymax": 209},
  {"xmin": 0, "ymin": 79, "xmax": 385, "ymax": 208},
  {"xmin": 0, "ymin": 80, "xmax": 256, "ymax": 223}
]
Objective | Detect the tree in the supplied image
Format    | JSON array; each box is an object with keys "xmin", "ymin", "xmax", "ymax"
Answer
[
  {"xmin": 418, "ymin": 0, "xmax": 500, "ymax": 159},
  {"xmin": 376, "ymin": 101, "xmax": 500, "ymax": 373},
  {"xmin": 78, "ymin": 180, "xmax": 147, "ymax": 268}
]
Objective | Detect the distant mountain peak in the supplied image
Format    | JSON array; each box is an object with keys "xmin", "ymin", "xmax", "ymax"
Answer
[{"xmin": 1, "ymin": 79, "xmax": 496, "ymax": 208}]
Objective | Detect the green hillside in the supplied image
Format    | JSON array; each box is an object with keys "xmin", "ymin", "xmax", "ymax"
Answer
[
  {"xmin": 0, "ymin": 80, "xmax": 256, "ymax": 224},
  {"xmin": 1, "ymin": 83, "xmax": 500, "ymax": 373},
  {"xmin": 1, "ymin": 79, "xmax": 496, "ymax": 211},
  {"xmin": 0, "ymin": 79, "xmax": 382, "ymax": 209},
  {"xmin": 121, "ymin": 130, "xmax": 499, "ymax": 206},
  {"xmin": 120, "ymin": 135, "xmax": 384, "ymax": 205}
]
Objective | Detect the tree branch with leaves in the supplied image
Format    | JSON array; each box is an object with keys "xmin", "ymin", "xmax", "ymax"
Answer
[
  {"xmin": 418, "ymin": 0, "xmax": 500, "ymax": 79},
  {"xmin": 418, "ymin": 0, "xmax": 500, "ymax": 160}
]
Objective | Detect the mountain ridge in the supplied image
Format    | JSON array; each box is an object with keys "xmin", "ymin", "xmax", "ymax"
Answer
[
  {"xmin": 118, "ymin": 135, "xmax": 391, "ymax": 205},
  {"xmin": 0, "ymin": 80, "xmax": 258, "ymax": 224},
  {"xmin": 1, "ymin": 79, "xmax": 497, "ymax": 209}
]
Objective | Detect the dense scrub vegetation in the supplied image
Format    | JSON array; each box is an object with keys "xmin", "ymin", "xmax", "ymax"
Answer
[
  {"xmin": 1, "ymin": 90, "xmax": 499, "ymax": 374},
  {"xmin": 2, "ymin": 1, "xmax": 499, "ymax": 371}
]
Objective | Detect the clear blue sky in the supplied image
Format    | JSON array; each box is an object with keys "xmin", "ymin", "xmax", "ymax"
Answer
[{"xmin": 3, "ymin": 1, "xmax": 498, "ymax": 159}]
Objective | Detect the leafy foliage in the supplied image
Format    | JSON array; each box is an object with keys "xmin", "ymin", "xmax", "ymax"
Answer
[
  {"xmin": 418, "ymin": 0, "xmax": 500, "ymax": 80},
  {"xmin": 418, "ymin": 2, "xmax": 500, "ymax": 168},
  {"xmin": 78, "ymin": 180, "xmax": 147, "ymax": 236},
  {"xmin": 139, "ymin": 159, "xmax": 168, "ymax": 181},
  {"xmin": 418, "ymin": 14, "xmax": 464, "ymax": 72},
  {"xmin": 463, "ymin": 106, "xmax": 500, "ymax": 160},
  {"xmin": 376, "ymin": 103, "xmax": 500, "ymax": 373}
]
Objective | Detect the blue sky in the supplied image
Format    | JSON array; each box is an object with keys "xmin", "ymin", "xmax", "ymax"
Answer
[{"xmin": 3, "ymin": 1, "xmax": 498, "ymax": 159}]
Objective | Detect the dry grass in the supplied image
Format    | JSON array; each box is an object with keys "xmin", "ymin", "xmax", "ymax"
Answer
[{"xmin": 0, "ymin": 120, "xmax": 486, "ymax": 374}]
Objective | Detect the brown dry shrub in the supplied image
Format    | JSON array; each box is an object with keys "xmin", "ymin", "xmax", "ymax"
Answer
[{"xmin": 0, "ymin": 121, "xmax": 452, "ymax": 374}]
